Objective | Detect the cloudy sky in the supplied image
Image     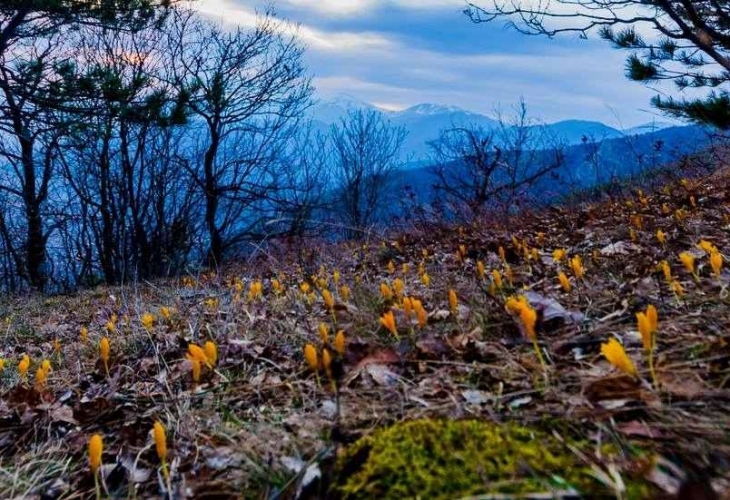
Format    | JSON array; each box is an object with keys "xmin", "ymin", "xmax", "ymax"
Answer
[{"xmin": 192, "ymin": 0, "xmax": 678, "ymax": 127}]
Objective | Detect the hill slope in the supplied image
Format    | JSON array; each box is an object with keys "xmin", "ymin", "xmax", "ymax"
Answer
[
  {"xmin": 389, "ymin": 123, "xmax": 712, "ymax": 205},
  {"xmin": 1, "ymin": 164, "xmax": 730, "ymax": 497}
]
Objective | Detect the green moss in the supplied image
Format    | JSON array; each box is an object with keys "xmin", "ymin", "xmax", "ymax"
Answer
[{"xmin": 333, "ymin": 419, "xmax": 652, "ymax": 499}]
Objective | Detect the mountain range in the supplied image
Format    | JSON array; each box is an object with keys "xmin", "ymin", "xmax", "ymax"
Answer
[
  {"xmin": 311, "ymin": 94, "xmax": 679, "ymax": 161},
  {"xmin": 308, "ymin": 94, "xmax": 719, "ymax": 217}
]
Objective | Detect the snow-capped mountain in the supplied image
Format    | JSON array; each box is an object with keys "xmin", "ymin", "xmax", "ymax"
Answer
[
  {"xmin": 394, "ymin": 103, "xmax": 477, "ymax": 117},
  {"xmin": 311, "ymin": 93, "xmax": 377, "ymax": 124},
  {"xmin": 388, "ymin": 103, "xmax": 499, "ymax": 159},
  {"xmin": 311, "ymin": 95, "xmax": 683, "ymax": 160}
]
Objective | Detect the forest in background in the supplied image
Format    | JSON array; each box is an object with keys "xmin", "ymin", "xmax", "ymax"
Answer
[{"xmin": 2, "ymin": 1, "xmax": 730, "ymax": 295}]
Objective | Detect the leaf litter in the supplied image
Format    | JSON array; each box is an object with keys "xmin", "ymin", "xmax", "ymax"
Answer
[{"xmin": 2, "ymin": 168, "xmax": 730, "ymax": 497}]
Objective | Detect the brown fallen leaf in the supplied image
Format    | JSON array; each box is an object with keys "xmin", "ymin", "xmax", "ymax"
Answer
[
  {"xmin": 658, "ymin": 370, "xmax": 710, "ymax": 399},
  {"xmin": 415, "ymin": 332, "xmax": 451, "ymax": 358},
  {"xmin": 5, "ymin": 385, "xmax": 42, "ymax": 408},
  {"xmin": 36, "ymin": 402, "xmax": 78, "ymax": 425},
  {"xmin": 616, "ymin": 420, "xmax": 665, "ymax": 439},
  {"xmin": 352, "ymin": 347, "xmax": 400, "ymax": 370},
  {"xmin": 584, "ymin": 374, "xmax": 649, "ymax": 404}
]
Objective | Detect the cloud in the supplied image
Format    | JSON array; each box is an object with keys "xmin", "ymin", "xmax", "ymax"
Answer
[
  {"xmin": 297, "ymin": 26, "xmax": 395, "ymax": 51},
  {"xmin": 191, "ymin": 0, "xmax": 259, "ymax": 27},
  {"xmin": 195, "ymin": 0, "xmax": 463, "ymax": 23},
  {"xmin": 192, "ymin": 0, "xmax": 394, "ymax": 51},
  {"xmin": 370, "ymin": 101, "xmax": 407, "ymax": 111},
  {"xmin": 313, "ymin": 75, "xmax": 412, "ymax": 95},
  {"xmin": 193, "ymin": 0, "xmax": 676, "ymax": 126},
  {"xmin": 308, "ymin": 35, "xmax": 665, "ymax": 125},
  {"xmin": 280, "ymin": 0, "xmax": 462, "ymax": 17},
  {"xmin": 284, "ymin": 0, "xmax": 373, "ymax": 16}
]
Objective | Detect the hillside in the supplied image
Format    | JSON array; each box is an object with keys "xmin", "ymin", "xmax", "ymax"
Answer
[
  {"xmin": 389, "ymin": 124, "xmax": 713, "ymax": 208},
  {"xmin": 1, "ymin": 165, "xmax": 730, "ymax": 498}
]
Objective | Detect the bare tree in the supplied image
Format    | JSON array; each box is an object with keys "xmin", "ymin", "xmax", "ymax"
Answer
[
  {"xmin": 0, "ymin": 1, "xmax": 175, "ymax": 61},
  {"xmin": 430, "ymin": 101, "xmax": 565, "ymax": 220},
  {"xmin": 0, "ymin": 31, "xmax": 67, "ymax": 290},
  {"xmin": 55, "ymin": 18, "xmax": 194, "ymax": 285},
  {"xmin": 330, "ymin": 108, "xmax": 406, "ymax": 239},
  {"xmin": 0, "ymin": 0, "xmax": 175, "ymax": 291},
  {"xmin": 0, "ymin": 4, "xmax": 321, "ymax": 290},
  {"xmin": 168, "ymin": 9, "xmax": 313, "ymax": 266},
  {"xmin": 269, "ymin": 125, "xmax": 332, "ymax": 239},
  {"xmin": 466, "ymin": 1, "xmax": 730, "ymax": 128}
]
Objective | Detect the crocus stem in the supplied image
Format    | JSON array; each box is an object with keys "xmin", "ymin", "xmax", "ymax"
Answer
[
  {"xmin": 648, "ymin": 349, "xmax": 658, "ymax": 390},
  {"xmin": 531, "ymin": 338, "xmax": 547, "ymax": 375},
  {"xmin": 94, "ymin": 471, "xmax": 102, "ymax": 500},
  {"xmin": 161, "ymin": 458, "xmax": 169, "ymax": 481},
  {"xmin": 161, "ymin": 458, "xmax": 171, "ymax": 494}
]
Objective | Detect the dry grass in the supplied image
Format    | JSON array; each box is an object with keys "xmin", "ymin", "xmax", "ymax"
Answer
[{"xmin": 1, "ymin": 167, "xmax": 730, "ymax": 498}]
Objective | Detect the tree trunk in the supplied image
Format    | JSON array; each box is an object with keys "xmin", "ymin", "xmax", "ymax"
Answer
[
  {"xmin": 98, "ymin": 135, "xmax": 117, "ymax": 284},
  {"xmin": 204, "ymin": 130, "xmax": 222, "ymax": 267},
  {"xmin": 20, "ymin": 135, "xmax": 46, "ymax": 291}
]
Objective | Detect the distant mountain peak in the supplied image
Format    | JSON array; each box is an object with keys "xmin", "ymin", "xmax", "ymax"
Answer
[
  {"xmin": 624, "ymin": 121, "xmax": 676, "ymax": 134},
  {"xmin": 402, "ymin": 103, "xmax": 472, "ymax": 116},
  {"xmin": 312, "ymin": 94, "xmax": 378, "ymax": 124},
  {"xmin": 320, "ymin": 93, "xmax": 375, "ymax": 110},
  {"xmin": 309, "ymin": 94, "xmax": 688, "ymax": 161}
]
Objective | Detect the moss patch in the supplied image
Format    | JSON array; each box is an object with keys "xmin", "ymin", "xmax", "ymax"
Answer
[{"xmin": 333, "ymin": 419, "xmax": 652, "ymax": 499}]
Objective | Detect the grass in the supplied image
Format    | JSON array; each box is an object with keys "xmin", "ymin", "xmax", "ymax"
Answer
[
  {"xmin": 1, "ymin": 168, "xmax": 730, "ymax": 497},
  {"xmin": 0, "ymin": 442, "xmax": 75, "ymax": 499}
]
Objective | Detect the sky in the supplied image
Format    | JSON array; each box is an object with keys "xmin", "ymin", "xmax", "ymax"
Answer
[{"xmin": 191, "ymin": 0, "xmax": 680, "ymax": 127}]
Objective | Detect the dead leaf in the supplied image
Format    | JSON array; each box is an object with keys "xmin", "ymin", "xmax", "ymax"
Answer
[
  {"xmin": 507, "ymin": 396, "xmax": 532, "ymax": 409},
  {"xmin": 600, "ymin": 241, "xmax": 640, "ymax": 255},
  {"xmin": 37, "ymin": 403, "xmax": 77, "ymax": 425},
  {"xmin": 365, "ymin": 364, "xmax": 401, "ymax": 386},
  {"xmin": 352, "ymin": 348, "xmax": 400, "ymax": 370},
  {"xmin": 645, "ymin": 455, "xmax": 685, "ymax": 494},
  {"xmin": 296, "ymin": 462, "xmax": 322, "ymax": 499},
  {"xmin": 5, "ymin": 386, "xmax": 41, "ymax": 408},
  {"xmin": 319, "ymin": 400, "xmax": 338, "ymax": 419},
  {"xmin": 119, "ymin": 455, "xmax": 152, "ymax": 483},
  {"xmin": 617, "ymin": 421, "xmax": 664, "ymax": 439},
  {"xmin": 598, "ymin": 399, "xmax": 633, "ymax": 410},
  {"xmin": 281, "ymin": 456, "xmax": 306, "ymax": 473},
  {"xmin": 584, "ymin": 375, "xmax": 662, "ymax": 409},
  {"xmin": 658, "ymin": 371, "xmax": 710, "ymax": 399},
  {"xmin": 204, "ymin": 446, "xmax": 240, "ymax": 470},
  {"xmin": 250, "ymin": 371, "xmax": 266, "ymax": 386},
  {"xmin": 430, "ymin": 309, "xmax": 450, "ymax": 321},
  {"xmin": 524, "ymin": 290, "xmax": 585, "ymax": 323},
  {"xmin": 415, "ymin": 333, "xmax": 450, "ymax": 358},
  {"xmin": 462, "ymin": 390, "xmax": 490, "ymax": 405}
]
